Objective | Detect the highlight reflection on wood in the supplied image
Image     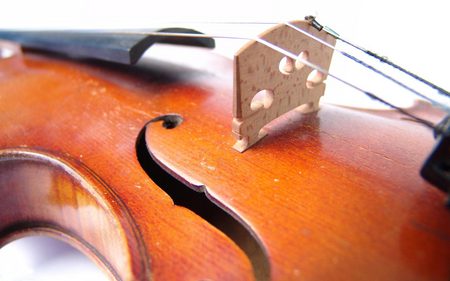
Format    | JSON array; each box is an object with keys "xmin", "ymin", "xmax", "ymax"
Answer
[
  {"xmin": 0, "ymin": 43, "xmax": 253, "ymax": 281},
  {"xmin": 0, "ymin": 150, "xmax": 148, "ymax": 280},
  {"xmin": 0, "ymin": 36, "xmax": 448, "ymax": 281}
]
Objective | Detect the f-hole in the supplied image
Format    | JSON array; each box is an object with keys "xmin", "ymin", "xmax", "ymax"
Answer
[{"xmin": 136, "ymin": 116, "xmax": 270, "ymax": 281}]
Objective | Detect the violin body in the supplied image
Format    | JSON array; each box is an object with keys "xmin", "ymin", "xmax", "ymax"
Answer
[{"xmin": 0, "ymin": 37, "xmax": 448, "ymax": 281}]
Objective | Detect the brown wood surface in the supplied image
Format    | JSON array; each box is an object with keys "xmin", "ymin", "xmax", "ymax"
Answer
[
  {"xmin": 0, "ymin": 38, "xmax": 449, "ymax": 281},
  {"xmin": 0, "ymin": 149, "xmax": 150, "ymax": 280},
  {"xmin": 144, "ymin": 49, "xmax": 450, "ymax": 280},
  {"xmin": 0, "ymin": 43, "xmax": 254, "ymax": 280}
]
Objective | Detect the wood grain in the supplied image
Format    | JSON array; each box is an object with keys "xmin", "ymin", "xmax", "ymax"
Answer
[
  {"xmin": 144, "ymin": 46, "xmax": 450, "ymax": 281},
  {"xmin": 0, "ymin": 43, "xmax": 254, "ymax": 280},
  {"xmin": 233, "ymin": 21, "xmax": 335, "ymax": 152},
  {"xmin": 0, "ymin": 149, "xmax": 149, "ymax": 280},
  {"xmin": 0, "ymin": 36, "xmax": 448, "ymax": 281}
]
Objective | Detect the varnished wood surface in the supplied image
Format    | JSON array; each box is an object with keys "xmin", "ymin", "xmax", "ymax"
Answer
[
  {"xmin": 143, "ymin": 49, "xmax": 450, "ymax": 280},
  {"xmin": 0, "ymin": 40, "xmax": 448, "ymax": 281},
  {"xmin": 0, "ymin": 44, "xmax": 254, "ymax": 280},
  {"xmin": 0, "ymin": 150, "xmax": 149, "ymax": 280},
  {"xmin": 147, "ymin": 103, "xmax": 450, "ymax": 280}
]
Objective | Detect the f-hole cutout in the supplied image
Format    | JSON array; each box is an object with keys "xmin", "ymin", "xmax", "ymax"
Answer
[
  {"xmin": 0, "ymin": 236, "xmax": 109, "ymax": 280},
  {"xmin": 148, "ymin": 114, "xmax": 183, "ymax": 129},
  {"xmin": 251, "ymin": 90, "xmax": 274, "ymax": 111},
  {"xmin": 136, "ymin": 117, "xmax": 270, "ymax": 281}
]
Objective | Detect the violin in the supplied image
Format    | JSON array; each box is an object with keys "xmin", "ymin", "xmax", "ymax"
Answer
[{"xmin": 0, "ymin": 15, "xmax": 449, "ymax": 281}]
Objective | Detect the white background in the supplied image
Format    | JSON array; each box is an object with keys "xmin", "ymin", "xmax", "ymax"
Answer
[
  {"xmin": 2, "ymin": 0, "xmax": 448, "ymax": 107},
  {"xmin": 0, "ymin": 0, "xmax": 449, "ymax": 280}
]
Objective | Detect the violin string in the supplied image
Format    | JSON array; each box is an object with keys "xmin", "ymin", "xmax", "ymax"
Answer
[
  {"xmin": 135, "ymin": 30, "xmax": 436, "ymax": 130},
  {"xmin": 304, "ymin": 16, "xmax": 450, "ymax": 99},
  {"xmin": 284, "ymin": 22, "xmax": 450, "ymax": 112},
  {"xmin": 171, "ymin": 19, "xmax": 450, "ymax": 104},
  {"xmin": 167, "ymin": 20, "xmax": 449, "ymax": 111}
]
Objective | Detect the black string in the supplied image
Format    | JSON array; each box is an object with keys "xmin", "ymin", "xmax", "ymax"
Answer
[
  {"xmin": 363, "ymin": 91, "xmax": 436, "ymax": 130},
  {"xmin": 343, "ymin": 50, "xmax": 441, "ymax": 105},
  {"xmin": 38, "ymin": 24, "xmax": 441, "ymax": 131},
  {"xmin": 339, "ymin": 37, "xmax": 450, "ymax": 99},
  {"xmin": 301, "ymin": 16, "xmax": 449, "ymax": 131},
  {"xmin": 305, "ymin": 16, "xmax": 450, "ymax": 100}
]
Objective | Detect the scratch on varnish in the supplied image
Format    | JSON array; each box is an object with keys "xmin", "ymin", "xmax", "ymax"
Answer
[{"xmin": 126, "ymin": 105, "xmax": 154, "ymax": 117}]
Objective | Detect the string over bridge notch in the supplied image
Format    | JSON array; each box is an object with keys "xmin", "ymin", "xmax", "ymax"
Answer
[{"xmin": 232, "ymin": 20, "xmax": 336, "ymax": 152}]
